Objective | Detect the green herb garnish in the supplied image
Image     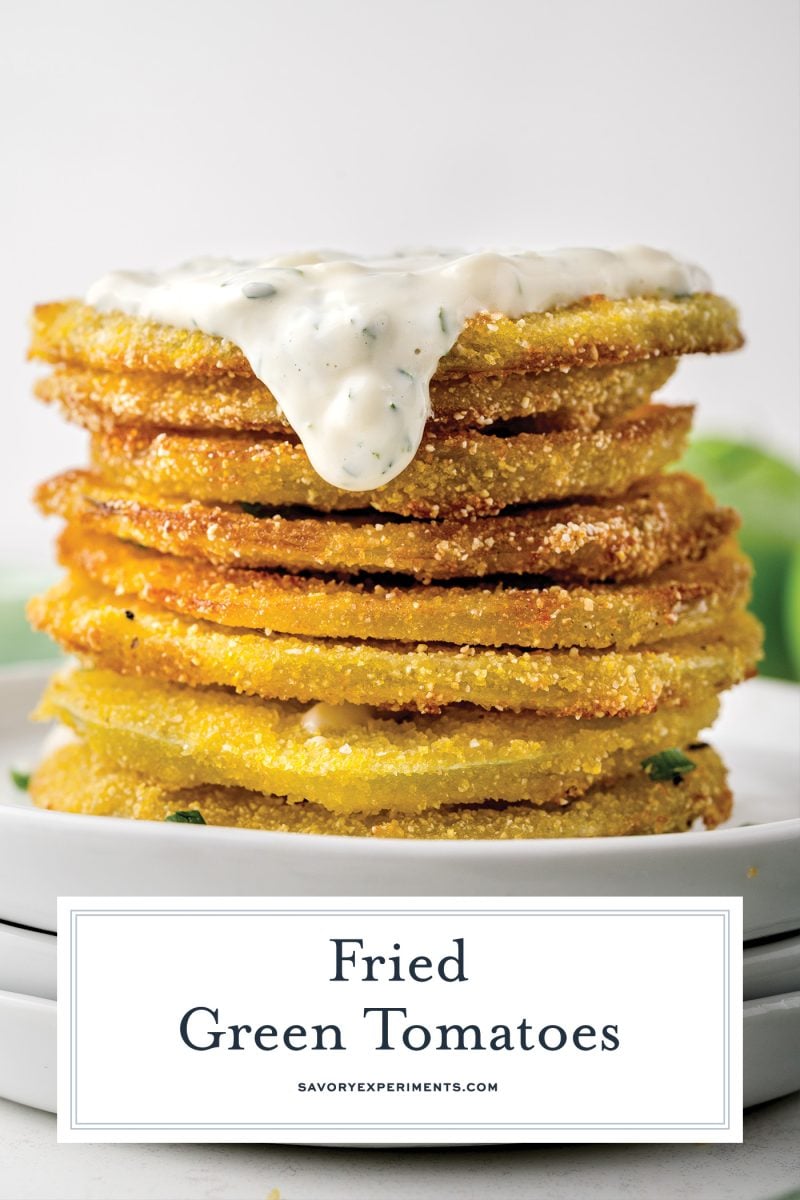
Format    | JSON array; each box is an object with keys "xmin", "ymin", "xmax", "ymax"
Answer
[
  {"xmin": 10, "ymin": 769, "xmax": 30, "ymax": 791},
  {"xmin": 438, "ymin": 306, "xmax": 448, "ymax": 334},
  {"xmin": 165, "ymin": 810, "xmax": 206, "ymax": 824},
  {"xmin": 641, "ymin": 749, "xmax": 697, "ymax": 784}
]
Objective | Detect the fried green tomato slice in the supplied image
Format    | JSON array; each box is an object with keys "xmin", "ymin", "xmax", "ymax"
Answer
[
  {"xmin": 28, "ymin": 574, "xmax": 762, "ymax": 716},
  {"xmin": 35, "ymin": 359, "xmax": 676, "ymax": 434},
  {"xmin": 89, "ymin": 405, "xmax": 693, "ymax": 518},
  {"xmin": 29, "ymin": 294, "xmax": 742, "ymax": 378},
  {"xmin": 56, "ymin": 526, "xmax": 752, "ymax": 650},
  {"xmin": 36, "ymin": 471, "xmax": 738, "ymax": 582},
  {"xmin": 30, "ymin": 739, "xmax": 731, "ymax": 837},
  {"xmin": 34, "ymin": 668, "xmax": 720, "ymax": 814}
]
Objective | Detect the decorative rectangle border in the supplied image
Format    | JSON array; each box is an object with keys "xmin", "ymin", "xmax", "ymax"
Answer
[{"xmin": 60, "ymin": 900, "xmax": 739, "ymax": 1137}]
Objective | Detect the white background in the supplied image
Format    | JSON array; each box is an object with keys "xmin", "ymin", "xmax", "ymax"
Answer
[
  {"xmin": 1, "ymin": 0, "xmax": 798, "ymax": 570},
  {"xmin": 58, "ymin": 897, "xmax": 742, "ymax": 1143}
]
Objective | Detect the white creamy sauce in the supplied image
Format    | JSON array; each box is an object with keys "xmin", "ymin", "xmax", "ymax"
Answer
[
  {"xmin": 40, "ymin": 722, "xmax": 77, "ymax": 755},
  {"xmin": 86, "ymin": 247, "xmax": 710, "ymax": 491},
  {"xmin": 300, "ymin": 700, "xmax": 375, "ymax": 736}
]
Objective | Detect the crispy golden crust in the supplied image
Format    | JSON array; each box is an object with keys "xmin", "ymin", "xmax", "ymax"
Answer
[
  {"xmin": 89, "ymin": 405, "xmax": 693, "ymax": 518},
  {"xmin": 34, "ymin": 667, "xmax": 719, "ymax": 814},
  {"xmin": 31, "ymin": 739, "xmax": 731, "ymax": 837},
  {"xmin": 56, "ymin": 527, "xmax": 752, "ymax": 649},
  {"xmin": 36, "ymin": 359, "xmax": 676, "ymax": 434},
  {"xmin": 28, "ymin": 574, "xmax": 761, "ymax": 716},
  {"xmin": 36, "ymin": 471, "xmax": 738, "ymax": 582},
  {"xmin": 29, "ymin": 295, "xmax": 743, "ymax": 378}
]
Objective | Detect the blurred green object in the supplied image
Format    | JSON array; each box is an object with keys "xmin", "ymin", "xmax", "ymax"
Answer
[
  {"xmin": 786, "ymin": 544, "xmax": 800, "ymax": 680},
  {"xmin": 0, "ymin": 567, "xmax": 62, "ymax": 666},
  {"xmin": 680, "ymin": 438, "xmax": 800, "ymax": 682}
]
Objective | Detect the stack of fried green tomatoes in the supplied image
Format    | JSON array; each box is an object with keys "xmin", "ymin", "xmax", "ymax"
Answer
[{"xmin": 25, "ymin": 284, "xmax": 761, "ymax": 838}]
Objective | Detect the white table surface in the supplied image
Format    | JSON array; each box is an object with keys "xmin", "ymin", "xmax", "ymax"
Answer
[{"xmin": 0, "ymin": 1093, "xmax": 797, "ymax": 1200}]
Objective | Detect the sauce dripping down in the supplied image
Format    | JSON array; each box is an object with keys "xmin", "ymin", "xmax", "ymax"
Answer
[{"xmin": 87, "ymin": 247, "xmax": 710, "ymax": 491}]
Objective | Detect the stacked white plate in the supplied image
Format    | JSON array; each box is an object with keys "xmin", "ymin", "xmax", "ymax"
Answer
[
  {"xmin": 2, "ymin": 917, "xmax": 799, "ymax": 1115},
  {"xmin": 1, "ymin": 664, "xmax": 798, "ymax": 1116}
]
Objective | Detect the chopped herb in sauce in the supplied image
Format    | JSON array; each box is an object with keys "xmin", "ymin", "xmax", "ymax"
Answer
[{"xmin": 641, "ymin": 748, "xmax": 697, "ymax": 784}]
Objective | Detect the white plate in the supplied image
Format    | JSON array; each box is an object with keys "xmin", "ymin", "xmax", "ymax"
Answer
[
  {"xmin": 743, "ymin": 931, "xmax": 800, "ymax": 1001},
  {"xmin": 7, "ymin": 916, "xmax": 796, "ymax": 1007},
  {"xmin": 1, "ymin": 665, "xmax": 798, "ymax": 938},
  {"xmin": 2, "ymin": 987, "xmax": 796, "ymax": 1117},
  {"xmin": 0, "ymin": 989, "xmax": 55, "ymax": 1112},
  {"xmin": 0, "ymin": 920, "xmax": 55, "ymax": 1000},
  {"xmin": 741, "ymin": 992, "xmax": 800, "ymax": 1108}
]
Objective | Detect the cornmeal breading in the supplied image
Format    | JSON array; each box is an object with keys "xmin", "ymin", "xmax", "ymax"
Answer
[
  {"xmin": 29, "ymin": 294, "xmax": 742, "ymax": 379},
  {"xmin": 36, "ymin": 470, "xmax": 738, "ymax": 581},
  {"xmin": 35, "ymin": 667, "xmax": 720, "ymax": 814},
  {"xmin": 28, "ymin": 574, "xmax": 761, "ymax": 715},
  {"xmin": 55, "ymin": 527, "xmax": 751, "ymax": 649},
  {"xmin": 88, "ymin": 405, "xmax": 693, "ymax": 517},
  {"xmin": 36, "ymin": 358, "xmax": 676, "ymax": 434},
  {"xmin": 31, "ymin": 739, "xmax": 731, "ymax": 837}
]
